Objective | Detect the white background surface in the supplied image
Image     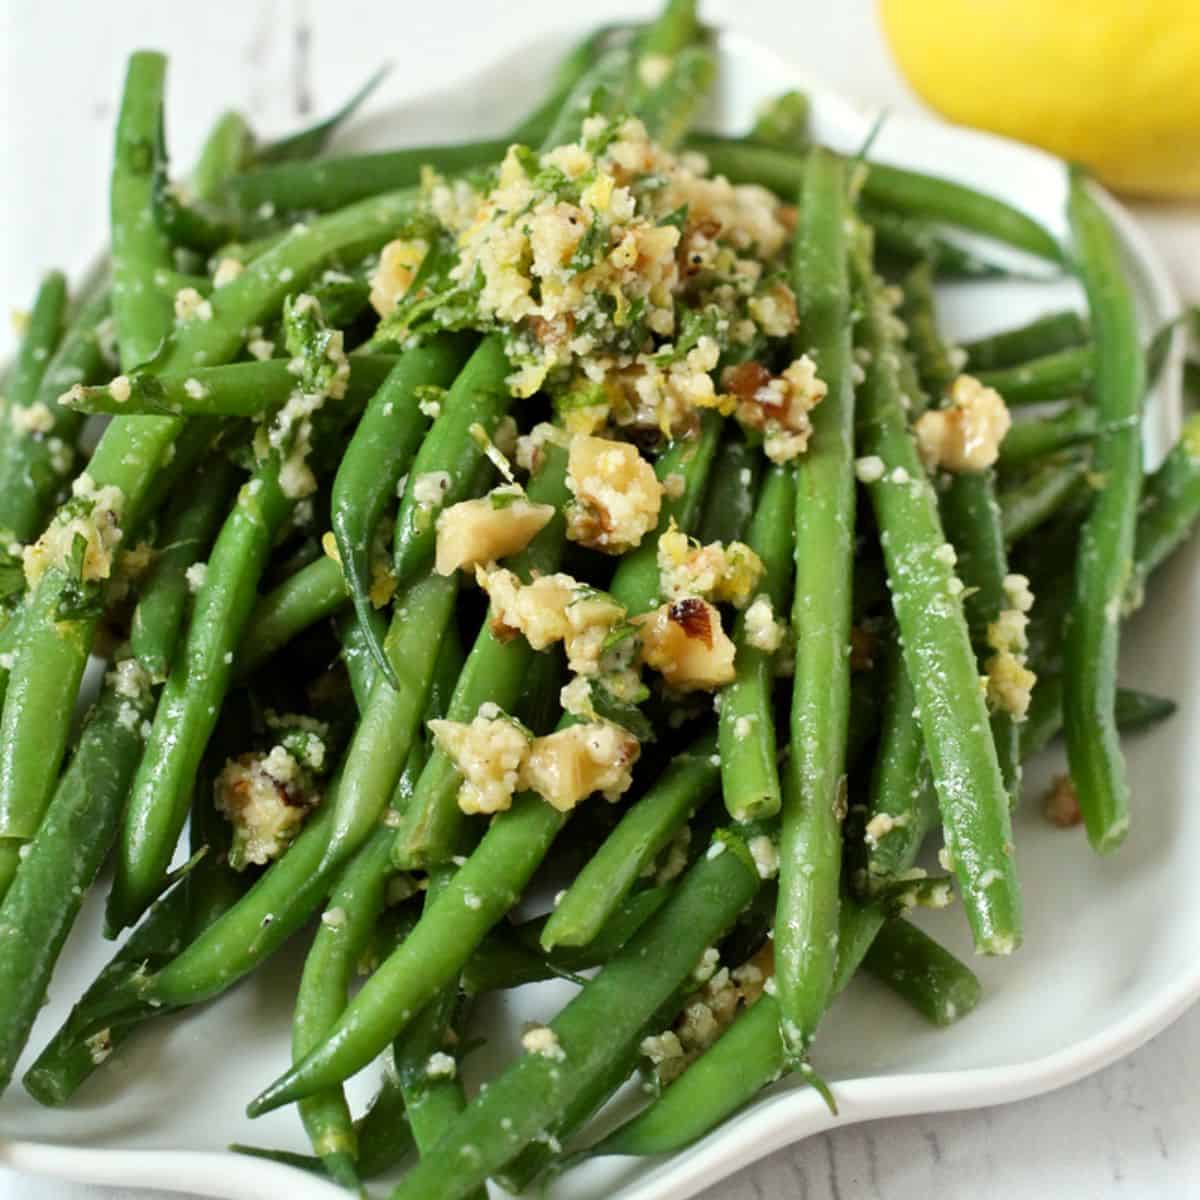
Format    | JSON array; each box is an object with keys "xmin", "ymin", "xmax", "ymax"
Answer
[{"xmin": 2, "ymin": 2, "xmax": 1199, "ymax": 1198}]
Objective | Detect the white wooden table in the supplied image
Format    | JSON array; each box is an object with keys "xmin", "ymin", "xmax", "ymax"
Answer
[{"xmin": 3, "ymin": 2, "xmax": 1199, "ymax": 1197}]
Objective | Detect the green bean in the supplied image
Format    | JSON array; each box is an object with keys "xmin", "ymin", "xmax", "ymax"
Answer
[
  {"xmin": 1020, "ymin": 673, "xmax": 1177, "ymax": 759},
  {"xmin": 999, "ymin": 455, "xmax": 1090, "ymax": 544},
  {"xmin": 853, "ymin": 227, "xmax": 1021, "ymax": 955},
  {"xmin": 256, "ymin": 65, "xmax": 390, "ymax": 166},
  {"xmin": 686, "ymin": 136, "xmax": 1064, "ymax": 262},
  {"xmin": 255, "ymin": 131, "xmax": 718, "ymax": 1136},
  {"xmin": 461, "ymin": 885, "xmax": 672, "ymax": 995},
  {"xmin": 391, "ymin": 336, "xmax": 514, "ymax": 585},
  {"xmin": 230, "ymin": 140, "xmax": 506, "ymax": 217},
  {"xmin": 131, "ymin": 456, "xmax": 240, "ymax": 681},
  {"xmin": 319, "ymin": 572, "xmax": 459, "ymax": 870},
  {"xmin": 337, "ymin": 605, "xmax": 387, "ymax": 714},
  {"xmin": 750, "ymin": 90, "xmax": 810, "ymax": 151},
  {"xmin": 540, "ymin": 732, "xmax": 718, "ymax": 950},
  {"xmin": 62, "ymin": 354, "xmax": 400, "ymax": 417},
  {"xmin": 864, "ymin": 206, "xmax": 1019, "ymax": 280},
  {"xmin": 904, "ymin": 261, "xmax": 1023, "ymax": 803},
  {"xmin": 1061, "ymin": 173, "xmax": 1145, "ymax": 853},
  {"xmin": 719, "ymin": 464, "xmax": 793, "ymax": 820},
  {"xmin": 510, "ymin": 24, "xmax": 635, "ymax": 145},
  {"xmin": 190, "ymin": 111, "xmax": 254, "ymax": 203},
  {"xmin": 999, "ymin": 404, "xmax": 1099, "ymax": 467},
  {"xmin": 778, "ymin": 148, "xmax": 856, "ymax": 1053},
  {"xmin": 110, "ymin": 52, "xmax": 176, "ymax": 369},
  {"xmin": 900, "ymin": 259, "xmax": 958, "ymax": 393},
  {"xmin": 392, "ymin": 417, "xmax": 713, "ymax": 871},
  {"xmin": 1126, "ymin": 412, "xmax": 1200, "ymax": 608},
  {"xmin": 248, "ymin": 789, "xmax": 570, "ymax": 1115},
  {"xmin": 383, "ymin": 832, "xmax": 761, "ymax": 1200},
  {"xmin": 862, "ymin": 916, "xmax": 983, "ymax": 1026},
  {"xmin": 236, "ymin": 554, "xmax": 348, "ymax": 679},
  {"xmin": 22, "ymin": 885, "xmax": 191, "ymax": 1105},
  {"xmin": 0, "ymin": 659, "xmax": 155, "ymax": 1091},
  {"xmin": 696, "ymin": 435, "xmax": 762, "ymax": 545},
  {"xmin": 860, "ymin": 643, "xmax": 939, "ymax": 892},
  {"xmin": 637, "ymin": 46, "xmax": 715, "ymax": 150},
  {"xmin": 541, "ymin": 44, "xmax": 638, "ymax": 151},
  {"xmin": 0, "ymin": 183, "xmax": 420, "ymax": 878},
  {"xmin": 588, "ymin": 902, "xmax": 968, "ymax": 1159},
  {"xmin": 0, "ymin": 269, "xmax": 67, "ymax": 481},
  {"xmin": 636, "ymin": 0, "xmax": 702, "ymax": 59},
  {"xmin": 294, "ymin": 826, "xmax": 397, "ymax": 1188},
  {"xmin": 963, "ymin": 310, "xmax": 1089, "ymax": 371},
  {"xmin": 390, "ymin": 870, "xmax": 483, "ymax": 1200},
  {"xmin": 23, "ymin": 708, "xmax": 247, "ymax": 1105},
  {"xmin": 106, "ymin": 454, "xmax": 298, "ymax": 934},
  {"xmin": 389, "ymin": 445, "xmax": 571, "ymax": 869},
  {"xmin": 975, "ymin": 345, "xmax": 1095, "ymax": 406},
  {"xmin": 0, "ymin": 290, "xmax": 110, "ymax": 542},
  {"xmin": 331, "ymin": 334, "xmax": 472, "ymax": 684}
]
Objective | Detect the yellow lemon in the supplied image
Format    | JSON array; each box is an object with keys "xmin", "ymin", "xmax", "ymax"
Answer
[{"xmin": 879, "ymin": 0, "xmax": 1200, "ymax": 197}]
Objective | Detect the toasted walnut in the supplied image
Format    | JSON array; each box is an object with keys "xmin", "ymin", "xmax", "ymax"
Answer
[
  {"xmin": 657, "ymin": 521, "xmax": 764, "ymax": 608},
  {"xmin": 913, "ymin": 374, "xmax": 1011, "ymax": 472},
  {"xmin": 215, "ymin": 746, "xmax": 320, "ymax": 869},
  {"xmin": 636, "ymin": 597, "xmax": 736, "ymax": 691},
  {"xmin": 566, "ymin": 435, "xmax": 662, "ymax": 554},
  {"xmin": 369, "ymin": 238, "xmax": 428, "ymax": 317},
  {"xmin": 434, "ymin": 491, "xmax": 555, "ymax": 576},
  {"xmin": 429, "ymin": 713, "xmax": 531, "ymax": 815},
  {"xmin": 726, "ymin": 355, "xmax": 827, "ymax": 464},
  {"xmin": 519, "ymin": 722, "xmax": 640, "ymax": 811},
  {"xmin": 1042, "ymin": 774, "xmax": 1082, "ymax": 828}
]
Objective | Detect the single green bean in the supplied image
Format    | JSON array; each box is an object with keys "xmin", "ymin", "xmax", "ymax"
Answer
[
  {"xmin": 391, "ymin": 336, "xmax": 514, "ymax": 584},
  {"xmin": 778, "ymin": 148, "xmax": 856, "ymax": 1053},
  {"xmin": 999, "ymin": 455, "xmax": 1090, "ymax": 544},
  {"xmin": 1020, "ymin": 673, "xmax": 1177, "ymax": 759},
  {"xmin": 853, "ymin": 226, "xmax": 1021, "ymax": 955},
  {"xmin": 719, "ymin": 464, "xmax": 793, "ymax": 820},
  {"xmin": 1062, "ymin": 172, "xmax": 1145, "ymax": 853},
  {"xmin": 637, "ymin": 45, "xmax": 715, "ymax": 150},
  {"xmin": 110, "ymin": 52, "xmax": 176, "ymax": 369},
  {"xmin": 864, "ymin": 206, "xmax": 1018, "ymax": 280},
  {"xmin": 131, "ymin": 456, "xmax": 240, "ymax": 681},
  {"xmin": 907, "ymin": 262, "xmax": 1023, "ymax": 802},
  {"xmin": 319, "ymin": 572, "xmax": 459, "ymax": 870},
  {"xmin": 750, "ymin": 90, "xmax": 810, "ymax": 151},
  {"xmin": 390, "ymin": 870, "xmax": 484, "ymax": 1200},
  {"xmin": 975, "ymin": 345, "xmax": 1095, "ymax": 406},
  {"xmin": 540, "ymin": 731, "xmax": 718, "ymax": 950},
  {"xmin": 62, "ymin": 354, "xmax": 400, "ymax": 416},
  {"xmin": 695, "ymin": 435, "xmax": 762, "ymax": 545},
  {"xmin": 190, "ymin": 111, "xmax": 254, "ymax": 203},
  {"xmin": 0, "ymin": 660, "xmax": 155, "ymax": 1091},
  {"xmin": 1125, "ymin": 412, "xmax": 1200, "ymax": 608},
  {"xmin": 461, "ymin": 885, "xmax": 672, "ymax": 995},
  {"xmin": 294, "ymin": 826, "xmax": 397, "ymax": 1188},
  {"xmin": 106, "ymin": 458, "xmax": 297, "ymax": 933},
  {"xmin": 963, "ymin": 310, "xmax": 1089, "ymax": 371},
  {"xmin": 862, "ymin": 916, "xmax": 983, "ymax": 1026},
  {"xmin": 237, "ymin": 553, "xmax": 348, "ymax": 679},
  {"xmin": 331, "ymin": 334, "xmax": 472, "ymax": 684},
  {"xmin": 256, "ymin": 65, "xmax": 390, "ymax": 166},
  {"xmin": 860, "ymin": 643, "xmax": 939, "ymax": 892},
  {"xmin": 999, "ymin": 404, "xmax": 1099, "ymax": 467}
]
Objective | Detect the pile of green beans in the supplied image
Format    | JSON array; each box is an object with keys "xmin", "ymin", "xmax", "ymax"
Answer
[{"xmin": 2, "ymin": 5, "xmax": 1195, "ymax": 1197}]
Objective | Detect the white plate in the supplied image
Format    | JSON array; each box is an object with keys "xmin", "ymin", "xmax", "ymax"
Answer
[{"xmin": 0, "ymin": 26, "xmax": 1191, "ymax": 1200}]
